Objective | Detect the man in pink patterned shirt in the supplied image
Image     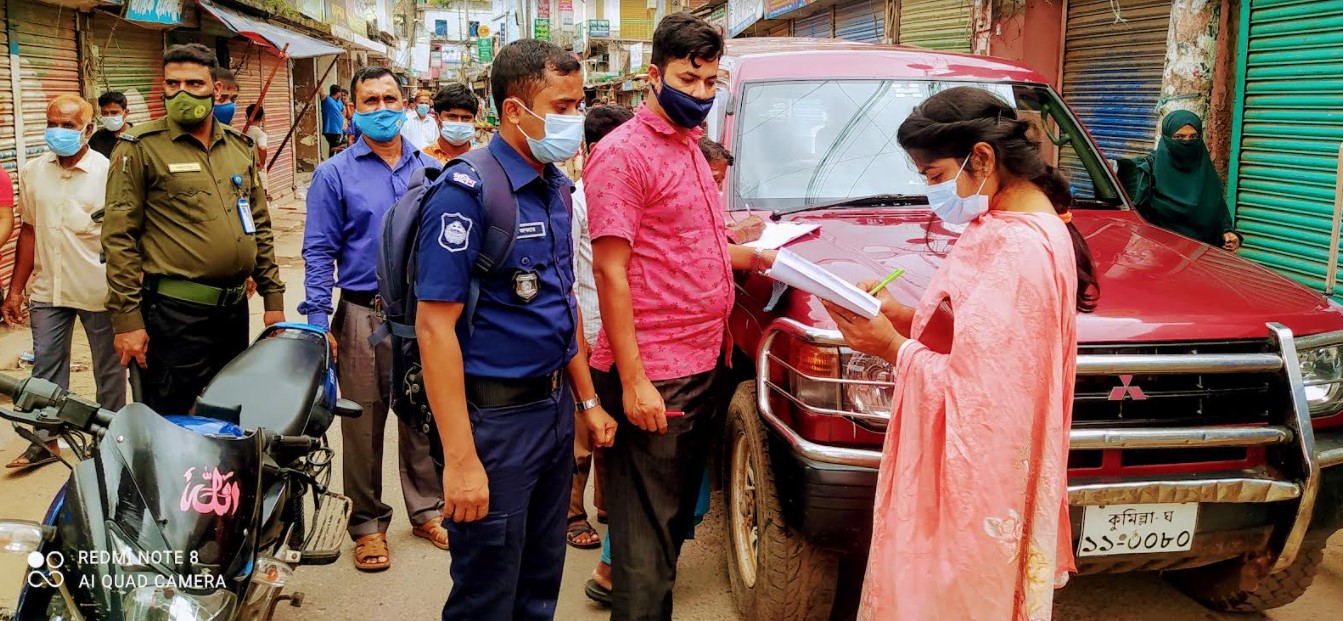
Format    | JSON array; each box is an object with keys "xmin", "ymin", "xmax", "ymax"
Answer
[{"xmin": 585, "ymin": 14, "xmax": 776, "ymax": 621}]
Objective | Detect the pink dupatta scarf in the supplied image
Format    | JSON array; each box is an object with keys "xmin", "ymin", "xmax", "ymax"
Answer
[{"xmin": 858, "ymin": 211, "xmax": 1079, "ymax": 621}]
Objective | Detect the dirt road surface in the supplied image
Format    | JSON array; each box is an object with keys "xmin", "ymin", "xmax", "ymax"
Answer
[{"xmin": 1, "ymin": 198, "xmax": 1340, "ymax": 620}]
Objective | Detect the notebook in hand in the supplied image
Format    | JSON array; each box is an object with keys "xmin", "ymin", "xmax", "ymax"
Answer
[{"xmin": 765, "ymin": 249, "xmax": 882, "ymax": 319}]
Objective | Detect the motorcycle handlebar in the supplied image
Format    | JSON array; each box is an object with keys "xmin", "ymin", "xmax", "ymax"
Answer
[
  {"xmin": 0, "ymin": 374, "xmax": 23, "ymax": 400},
  {"xmin": 263, "ymin": 431, "xmax": 321, "ymax": 453}
]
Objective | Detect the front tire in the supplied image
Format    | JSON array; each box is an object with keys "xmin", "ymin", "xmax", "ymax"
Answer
[
  {"xmin": 724, "ymin": 382, "xmax": 838, "ymax": 621},
  {"xmin": 1169, "ymin": 535, "xmax": 1327, "ymax": 612}
]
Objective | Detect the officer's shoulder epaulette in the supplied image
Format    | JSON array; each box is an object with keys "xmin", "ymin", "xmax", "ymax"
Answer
[
  {"xmin": 441, "ymin": 161, "xmax": 483, "ymax": 193},
  {"xmin": 124, "ymin": 118, "xmax": 168, "ymax": 140}
]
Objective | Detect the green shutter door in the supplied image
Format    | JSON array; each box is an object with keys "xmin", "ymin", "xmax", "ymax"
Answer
[
  {"xmin": 1230, "ymin": 0, "xmax": 1343, "ymax": 294},
  {"xmin": 898, "ymin": 0, "xmax": 971, "ymax": 53}
]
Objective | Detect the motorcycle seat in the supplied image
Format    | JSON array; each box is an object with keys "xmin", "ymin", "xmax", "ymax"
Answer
[{"xmin": 196, "ymin": 334, "xmax": 327, "ymax": 436}]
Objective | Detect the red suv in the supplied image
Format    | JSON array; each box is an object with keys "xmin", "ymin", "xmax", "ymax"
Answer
[{"xmin": 709, "ymin": 38, "xmax": 1343, "ymax": 620}]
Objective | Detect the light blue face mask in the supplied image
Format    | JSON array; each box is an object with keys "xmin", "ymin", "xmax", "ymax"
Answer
[
  {"xmin": 45, "ymin": 127, "xmax": 85, "ymax": 157},
  {"xmin": 924, "ymin": 156, "xmax": 989, "ymax": 225},
  {"xmin": 440, "ymin": 121, "xmax": 475, "ymax": 146},
  {"xmin": 353, "ymin": 108, "xmax": 404, "ymax": 143},
  {"xmin": 514, "ymin": 99, "xmax": 582, "ymax": 164},
  {"xmin": 417, "ymin": 103, "xmax": 431, "ymax": 117}
]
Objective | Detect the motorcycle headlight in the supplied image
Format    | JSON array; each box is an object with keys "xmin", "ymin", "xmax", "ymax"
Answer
[
  {"xmin": 0, "ymin": 520, "xmax": 46, "ymax": 554},
  {"xmin": 124, "ymin": 586, "xmax": 236, "ymax": 621},
  {"xmin": 1298, "ymin": 346, "xmax": 1343, "ymax": 417}
]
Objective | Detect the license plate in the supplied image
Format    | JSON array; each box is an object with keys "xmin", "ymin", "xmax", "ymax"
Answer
[{"xmin": 1077, "ymin": 502, "xmax": 1198, "ymax": 557}]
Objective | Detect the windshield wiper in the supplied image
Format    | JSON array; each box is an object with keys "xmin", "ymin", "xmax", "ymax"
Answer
[{"xmin": 773, "ymin": 194, "xmax": 926, "ymax": 218}]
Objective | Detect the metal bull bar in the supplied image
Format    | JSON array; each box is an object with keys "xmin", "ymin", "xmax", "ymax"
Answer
[{"xmin": 756, "ymin": 318, "xmax": 1343, "ymax": 574}]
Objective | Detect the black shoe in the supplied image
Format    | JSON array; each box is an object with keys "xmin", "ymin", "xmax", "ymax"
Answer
[{"xmin": 584, "ymin": 579, "xmax": 612, "ymax": 607}]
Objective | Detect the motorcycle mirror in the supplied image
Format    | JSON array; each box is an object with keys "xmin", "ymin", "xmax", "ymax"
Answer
[{"xmin": 334, "ymin": 398, "xmax": 363, "ymax": 419}]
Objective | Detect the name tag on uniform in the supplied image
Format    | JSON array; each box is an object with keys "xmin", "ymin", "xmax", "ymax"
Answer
[
  {"xmin": 518, "ymin": 221, "xmax": 547, "ymax": 239},
  {"xmin": 168, "ymin": 162, "xmax": 203, "ymax": 174},
  {"xmin": 238, "ymin": 198, "xmax": 256, "ymax": 234}
]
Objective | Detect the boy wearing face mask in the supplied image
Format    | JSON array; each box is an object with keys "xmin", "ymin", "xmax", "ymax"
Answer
[
  {"xmin": 415, "ymin": 39, "xmax": 616, "ymax": 621},
  {"xmin": 102, "ymin": 43, "xmax": 286, "ymax": 416},
  {"xmin": 400, "ymin": 89, "xmax": 439, "ymax": 150},
  {"xmin": 585, "ymin": 15, "xmax": 776, "ymax": 620},
  {"xmin": 89, "ymin": 91, "xmax": 131, "ymax": 159},
  {"xmin": 300, "ymin": 66, "xmax": 447, "ymax": 572},
  {"xmin": 4, "ymin": 94, "xmax": 126, "ymax": 470},
  {"xmin": 421, "ymin": 84, "xmax": 479, "ymax": 165},
  {"xmin": 212, "ymin": 68, "xmax": 239, "ymax": 126}
]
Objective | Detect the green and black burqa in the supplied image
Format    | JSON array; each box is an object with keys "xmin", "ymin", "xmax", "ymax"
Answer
[{"xmin": 1116, "ymin": 110, "xmax": 1241, "ymax": 247}]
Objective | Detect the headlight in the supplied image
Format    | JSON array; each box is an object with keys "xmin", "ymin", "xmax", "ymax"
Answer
[
  {"xmin": 124, "ymin": 586, "xmax": 235, "ymax": 621},
  {"xmin": 1298, "ymin": 346, "xmax": 1343, "ymax": 417},
  {"xmin": 0, "ymin": 521, "xmax": 46, "ymax": 554},
  {"xmin": 782, "ymin": 340, "xmax": 895, "ymax": 429}
]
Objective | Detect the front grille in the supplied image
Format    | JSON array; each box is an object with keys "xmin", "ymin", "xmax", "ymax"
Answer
[{"xmin": 1074, "ymin": 341, "xmax": 1276, "ymax": 429}]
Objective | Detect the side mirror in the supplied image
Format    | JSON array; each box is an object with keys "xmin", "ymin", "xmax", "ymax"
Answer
[{"xmin": 334, "ymin": 398, "xmax": 362, "ymax": 419}]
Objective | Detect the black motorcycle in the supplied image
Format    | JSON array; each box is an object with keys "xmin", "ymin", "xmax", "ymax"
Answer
[{"xmin": 0, "ymin": 323, "xmax": 360, "ymax": 621}]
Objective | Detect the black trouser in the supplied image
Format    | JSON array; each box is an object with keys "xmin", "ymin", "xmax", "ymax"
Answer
[
  {"xmin": 324, "ymin": 133, "xmax": 343, "ymax": 152},
  {"xmin": 593, "ymin": 364, "xmax": 727, "ymax": 621},
  {"xmin": 140, "ymin": 289, "xmax": 249, "ymax": 415}
]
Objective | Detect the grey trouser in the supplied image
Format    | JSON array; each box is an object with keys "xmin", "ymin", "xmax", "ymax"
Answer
[
  {"xmin": 28, "ymin": 302, "xmax": 127, "ymax": 441},
  {"xmin": 333, "ymin": 298, "xmax": 444, "ymax": 538}
]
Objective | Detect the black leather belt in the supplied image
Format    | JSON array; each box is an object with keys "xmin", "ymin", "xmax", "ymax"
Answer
[
  {"xmin": 466, "ymin": 370, "xmax": 564, "ymax": 409},
  {"xmin": 340, "ymin": 289, "xmax": 378, "ymax": 308}
]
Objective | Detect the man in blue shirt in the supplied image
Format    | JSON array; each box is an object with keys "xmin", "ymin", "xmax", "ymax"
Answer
[
  {"xmin": 416, "ymin": 39, "xmax": 614, "ymax": 620},
  {"xmin": 320, "ymin": 84, "xmax": 348, "ymax": 156},
  {"xmin": 300, "ymin": 66, "xmax": 446, "ymax": 572}
]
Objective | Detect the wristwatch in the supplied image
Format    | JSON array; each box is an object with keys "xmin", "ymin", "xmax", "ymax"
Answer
[{"xmin": 577, "ymin": 396, "xmax": 601, "ymax": 412}]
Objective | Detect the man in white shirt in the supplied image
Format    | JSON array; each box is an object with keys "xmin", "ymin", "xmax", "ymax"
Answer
[
  {"xmin": 244, "ymin": 103, "xmax": 270, "ymax": 196},
  {"xmin": 3, "ymin": 94, "xmax": 126, "ymax": 469},
  {"xmin": 399, "ymin": 89, "xmax": 439, "ymax": 150}
]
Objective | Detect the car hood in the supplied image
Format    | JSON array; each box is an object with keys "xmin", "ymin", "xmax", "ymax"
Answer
[{"xmin": 756, "ymin": 208, "xmax": 1343, "ymax": 343}]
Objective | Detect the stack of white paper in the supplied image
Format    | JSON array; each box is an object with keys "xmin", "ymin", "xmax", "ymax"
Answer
[
  {"xmin": 744, "ymin": 222, "xmax": 821, "ymax": 250},
  {"xmin": 766, "ymin": 249, "xmax": 882, "ymax": 319}
]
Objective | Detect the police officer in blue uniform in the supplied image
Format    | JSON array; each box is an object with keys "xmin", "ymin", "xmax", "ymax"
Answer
[{"xmin": 415, "ymin": 40, "xmax": 615, "ymax": 621}]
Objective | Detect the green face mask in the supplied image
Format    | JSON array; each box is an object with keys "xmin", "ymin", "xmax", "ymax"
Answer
[{"xmin": 164, "ymin": 90, "xmax": 214, "ymax": 126}]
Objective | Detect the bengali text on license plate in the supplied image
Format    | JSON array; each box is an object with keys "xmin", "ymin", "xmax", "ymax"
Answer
[{"xmin": 1077, "ymin": 502, "xmax": 1198, "ymax": 557}]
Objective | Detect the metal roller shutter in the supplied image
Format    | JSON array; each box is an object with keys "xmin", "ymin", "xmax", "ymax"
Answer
[
  {"xmin": 766, "ymin": 21, "xmax": 792, "ymax": 37},
  {"xmin": 88, "ymin": 13, "xmax": 165, "ymax": 125},
  {"xmin": 792, "ymin": 10, "xmax": 833, "ymax": 38},
  {"xmin": 898, "ymin": 0, "xmax": 971, "ymax": 52},
  {"xmin": 11, "ymin": 1, "xmax": 81, "ymax": 161},
  {"xmin": 1229, "ymin": 0, "xmax": 1343, "ymax": 295},
  {"xmin": 835, "ymin": 0, "xmax": 884, "ymax": 43},
  {"xmin": 0, "ymin": 0, "xmax": 13, "ymax": 290},
  {"xmin": 229, "ymin": 41, "xmax": 296, "ymax": 203},
  {"xmin": 1059, "ymin": 0, "xmax": 1171, "ymax": 197}
]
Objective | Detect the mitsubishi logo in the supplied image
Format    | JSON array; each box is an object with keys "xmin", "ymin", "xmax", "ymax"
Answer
[{"xmin": 1108, "ymin": 375, "xmax": 1146, "ymax": 401}]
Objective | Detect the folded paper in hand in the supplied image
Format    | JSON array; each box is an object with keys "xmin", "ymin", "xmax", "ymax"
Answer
[
  {"xmin": 744, "ymin": 222, "xmax": 821, "ymax": 249},
  {"xmin": 766, "ymin": 249, "xmax": 881, "ymax": 319}
]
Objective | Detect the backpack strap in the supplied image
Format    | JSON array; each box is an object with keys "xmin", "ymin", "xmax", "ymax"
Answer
[
  {"xmin": 447, "ymin": 149, "xmax": 519, "ymax": 336},
  {"xmin": 368, "ymin": 165, "xmax": 442, "ymax": 347}
]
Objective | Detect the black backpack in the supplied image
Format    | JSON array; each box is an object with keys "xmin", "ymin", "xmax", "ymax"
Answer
[{"xmin": 374, "ymin": 149, "xmax": 571, "ymax": 434}]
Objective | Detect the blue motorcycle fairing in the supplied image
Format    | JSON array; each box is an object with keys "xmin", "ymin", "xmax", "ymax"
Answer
[{"xmin": 163, "ymin": 415, "xmax": 245, "ymax": 438}]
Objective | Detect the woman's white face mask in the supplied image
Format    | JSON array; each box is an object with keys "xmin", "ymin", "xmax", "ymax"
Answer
[{"xmin": 923, "ymin": 157, "xmax": 989, "ymax": 225}]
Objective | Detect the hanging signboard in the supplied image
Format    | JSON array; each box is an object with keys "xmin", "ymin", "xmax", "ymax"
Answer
[
  {"xmin": 630, "ymin": 42, "xmax": 645, "ymax": 73},
  {"xmin": 127, "ymin": 0, "xmax": 186, "ymax": 25},
  {"xmin": 297, "ymin": 0, "xmax": 324, "ymax": 20},
  {"xmin": 559, "ymin": 0, "xmax": 573, "ymax": 9},
  {"xmin": 588, "ymin": 19, "xmax": 611, "ymax": 37},
  {"xmin": 538, "ymin": 1, "xmax": 551, "ymax": 18},
  {"xmin": 765, "ymin": 0, "xmax": 805, "ymax": 19},
  {"xmin": 727, "ymin": 0, "xmax": 764, "ymax": 38},
  {"xmin": 477, "ymin": 37, "xmax": 494, "ymax": 63},
  {"xmin": 442, "ymin": 46, "xmax": 462, "ymax": 64},
  {"xmin": 535, "ymin": 18, "xmax": 551, "ymax": 40},
  {"xmin": 710, "ymin": 5, "xmax": 728, "ymax": 34}
]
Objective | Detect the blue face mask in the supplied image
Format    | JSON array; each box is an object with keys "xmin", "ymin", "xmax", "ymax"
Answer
[
  {"xmin": 44, "ymin": 127, "xmax": 85, "ymax": 157},
  {"xmin": 213, "ymin": 101, "xmax": 237, "ymax": 125},
  {"xmin": 440, "ymin": 121, "xmax": 476, "ymax": 146},
  {"xmin": 654, "ymin": 74, "xmax": 714, "ymax": 129},
  {"xmin": 924, "ymin": 157, "xmax": 990, "ymax": 225},
  {"xmin": 514, "ymin": 100, "xmax": 583, "ymax": 164},
  {"xmin": 354, "ymin": 108, "xmax": 405, "ymax": 143},
  {"xmin": 417, "ymin": 103, "xmax": 431, "ymax": 117}
]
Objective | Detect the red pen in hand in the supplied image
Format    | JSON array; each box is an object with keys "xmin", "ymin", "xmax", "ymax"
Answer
[{"xmin": 665, "ymin": 410, "xmax": 685, "ymax": 417}]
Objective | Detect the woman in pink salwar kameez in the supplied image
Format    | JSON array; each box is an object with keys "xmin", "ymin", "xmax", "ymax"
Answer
[{"xmin": 824, "ymin": 87, "xmax": 1100, "ymax": 621}]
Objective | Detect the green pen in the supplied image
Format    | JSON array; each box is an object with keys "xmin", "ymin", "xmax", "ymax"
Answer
[{"xmin": 867, "ymin": 269, "xmax": 906, "ymax": 295}]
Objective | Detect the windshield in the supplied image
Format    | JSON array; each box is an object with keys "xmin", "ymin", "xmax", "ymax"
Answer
[{"xmin": 731, "ymin": 79, "xmax": 1124, "ymax": 212}]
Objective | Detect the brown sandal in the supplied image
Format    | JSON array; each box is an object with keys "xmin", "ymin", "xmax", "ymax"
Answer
[
  {"xmin": 412, "ymin": 515, "xmax": 450, "ymax": 551},
  {"xmin": 353, "ymin": 533, "xmax": 391, "ymax": 572}
]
